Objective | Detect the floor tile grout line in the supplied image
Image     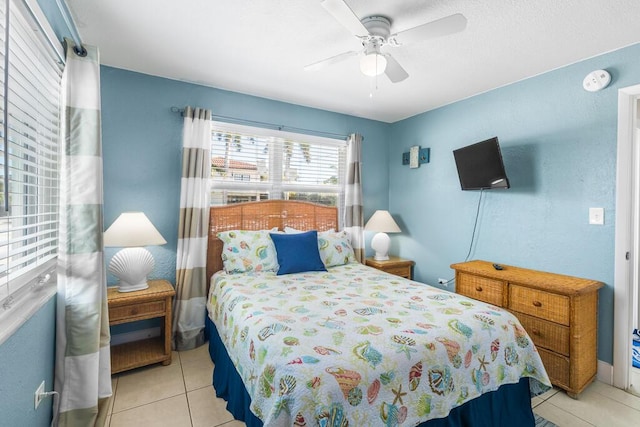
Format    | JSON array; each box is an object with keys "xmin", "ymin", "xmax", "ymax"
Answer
[
  {"xmin": 107, "ymin": 348, "xmax": 225, "ymax": 427},
  {"xmin": 544, "ymin": 400, "xmax": 597, "ymax": 426},
  {"xmin": 110, "ymin": 354, "xmax": 187, "ymax": 416},
  {"xmin": 591, "ymin": 387, "xmax": 640, "ymax": 412},
  {"xmin": 108, "ymin": 376, "xmax": 119, "ymax": 425},
  {"xmin": 540, "ymin": 389, "xmax": 561, "ymax": 402},
  {"xmin": 110, "ymin": 391, "xmax": 189, "ymax": 416},
  {"xmin": 184, "ymin": 386, "xmax": 195, "ymax": 426},
  {"xmin": 108, "ymin": 376, "xmax": 118, "ymax": 417},
  {"xmin": 175, "ymin": 351, "xmax": 197, "ymax": 427},
  {"xmin": 553, "ymin": 383, "xmax": 640, "ymax": 417}
]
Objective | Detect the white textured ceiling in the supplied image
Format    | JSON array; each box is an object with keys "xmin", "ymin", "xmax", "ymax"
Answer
[{"xmin": 67, "ymin": 0, "xmax": 640, "ymax": 123}]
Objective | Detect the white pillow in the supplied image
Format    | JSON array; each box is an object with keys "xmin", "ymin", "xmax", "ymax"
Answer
[
  {"xmin": 318, "ymin": 230, "xmax": 356, "ymax": 267},
  {"xmin": 217, "ymin": 230, "xmax": 278, "ymax": 273},
  {"xmin": 284, "ymin": 226, "xmax": 303, "ymax": 234}
]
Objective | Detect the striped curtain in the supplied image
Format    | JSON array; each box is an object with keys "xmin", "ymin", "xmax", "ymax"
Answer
[
  {"xmin": 54, "ymin": 40, "xmax": 111, "ymax": 427},
  {"xmin": 344, "ymin": 133, "xmax": 364, "ymax": 263},
  {"xmin": 173, "ymin": 107, "xmax": 212, "ymax": 351}
]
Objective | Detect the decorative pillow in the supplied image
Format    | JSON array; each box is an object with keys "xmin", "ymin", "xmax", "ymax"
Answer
[
  {"xmin": 270, "ymin": 231, "xmax": 327, "ymax": 275},
  {"xmin": 217, "ymin": 230, "xmax": 278, "ymax": 274},
  {"xmin": 283, "ymin": 226, "xmax": 303, "ymax": 234},
  {"xmin": 318, "ymin": 229, "xmax": 356, "ymax": 267}
]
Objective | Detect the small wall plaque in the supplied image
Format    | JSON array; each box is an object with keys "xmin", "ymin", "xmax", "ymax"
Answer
[{"xmin": 402, "ymin": 146, "xmax": 430, "ymax": 168}]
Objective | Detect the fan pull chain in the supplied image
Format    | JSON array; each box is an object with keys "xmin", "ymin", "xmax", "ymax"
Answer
[{"xmin": 369, "ymin": 74, "xmax": 379, "ymax": 98}]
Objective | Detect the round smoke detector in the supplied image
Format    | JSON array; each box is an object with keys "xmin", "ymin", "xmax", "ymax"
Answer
[{"xmin": 582, "ymin": 69, "xmax": 611, "ymax": 92}]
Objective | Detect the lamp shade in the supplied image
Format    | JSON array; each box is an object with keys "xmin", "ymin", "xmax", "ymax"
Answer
[
  {"xmin": 104, "ymin": 212, "xmax": 167, "ymax": 247},
  {"xmin": 364, "ymin": 210, "xmax": 401, "ymax": 233}
]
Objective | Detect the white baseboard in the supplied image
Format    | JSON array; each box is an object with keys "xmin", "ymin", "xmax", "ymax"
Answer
[
  {"xmin": 110, "ymin": 327, "xmax": 161, "ymax": 346},
  {"xmin": 630, "ymin": 367, "xmax": 640, "ymax": 397},
  {"xmin": 597, "ymin": 359, "xmax": 613, "ymax": 385},
  {"xmin": 597, "ymin": 359, "xmax": 640, "ymax": 396}
]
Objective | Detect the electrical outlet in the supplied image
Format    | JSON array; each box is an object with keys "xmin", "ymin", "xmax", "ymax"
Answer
[
  {"xmin": 34, "ymin": 380, "xmax": 45, "ymax": 409},
  {"xmin": 438, "ymin": 278, "xmax": 448, "ymax": 285}
]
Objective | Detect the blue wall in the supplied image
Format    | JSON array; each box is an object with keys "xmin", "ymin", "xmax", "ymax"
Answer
[
  {"xmin": 389, "ymin": 42, "xmax": 640, "ymax": 364},
  {"xmin": 0, "ymin": 298, "xmax": 56, "ymax": 426},
  {"xmin": 100, "ymin": 66, "xmax": 391, "ymax": 286},
  {"xmin": 0, "ymin": 3, "xmax": 68, "ymax": 427},
  {"xmin": 1, "ymin": 7, "xmax": 636, "ymax": 423}
]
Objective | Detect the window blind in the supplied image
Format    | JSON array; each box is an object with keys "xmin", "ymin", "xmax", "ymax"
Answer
[
  {"xmin": 0, "ymin": 0, "xmax": 62, "ymax": 305},
  {"xmin": 210, "ymin": 121, "xmax": 346, "ymax": 208}
]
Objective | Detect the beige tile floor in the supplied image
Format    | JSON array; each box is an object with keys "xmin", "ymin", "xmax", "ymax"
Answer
[{"xmin": 106, "ymin": 345, "xmax": 640, "ymax": 427}]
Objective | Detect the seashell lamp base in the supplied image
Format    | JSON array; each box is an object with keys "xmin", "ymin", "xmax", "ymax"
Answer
[
  {"xmin": 371, "ymin": 232, "xmax": 391, "ymax": 261},
  {"xmin": 109, "ymin": 247, "xmax": 155, "ymax": 292}
]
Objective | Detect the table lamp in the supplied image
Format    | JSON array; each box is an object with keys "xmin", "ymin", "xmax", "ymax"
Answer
[
  {"xmin": 364, "ymin": 210, "xmax": 401, "ymax": 261},
  {"xmin": 104, "ymin": 212, "xmax": 167, "ymax": 292}
]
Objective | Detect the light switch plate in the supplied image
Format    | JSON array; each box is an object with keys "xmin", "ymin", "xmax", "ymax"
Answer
[{"xmin": 589, "ymin": 207, "xmax": 604, "ymax": 225}]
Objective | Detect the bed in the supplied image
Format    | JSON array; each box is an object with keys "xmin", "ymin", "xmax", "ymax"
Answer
[{"xmin": 205, "ymin": 200, "xmax": 550, "ymax": 427}]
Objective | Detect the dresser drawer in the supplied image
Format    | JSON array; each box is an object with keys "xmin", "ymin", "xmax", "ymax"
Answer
[
  {"xmin": 511, "ymin": 311, "xmax": 570, "ymax": 356},
  {"xmin": 109, "ymin": 300, "xmax": 166, "ymax": 323},
  {"xmin": 456, "ymin": 273, "xmax": 503, "ymax": 306},
  {"xmin": 384, "ymin": 266, "xmax": 411, "ymax": 278},
  {"xmin": 537, "ymin": 347, "xmax": 570, "ymax": 389},
  {"xmin": 508, "ymin": 284, "xmax": 570, "ymax": 326}
]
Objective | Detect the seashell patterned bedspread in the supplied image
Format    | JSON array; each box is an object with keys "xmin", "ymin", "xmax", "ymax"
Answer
[{"xmin": 207, "ymin": 263, "xmax": 551, "ymax": 427}]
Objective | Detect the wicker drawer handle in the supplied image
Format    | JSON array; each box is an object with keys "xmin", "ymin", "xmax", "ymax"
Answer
[
  {"xmin": 475, "ymin": 286, "xmax": 483, "ymax": 292},
  {"xmin": 532, "ymin": 301, "xmax": 542, "ymax": 308},
  {"xmin": 130, "ymin": 308, "xmax": 139, "ymax": 315},
  {"xmin": 531, "ymin": 328, "xmax": 540, "ymax": 336}
]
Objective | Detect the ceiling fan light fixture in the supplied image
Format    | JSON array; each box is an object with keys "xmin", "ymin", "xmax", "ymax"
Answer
[{"xmin": 360, "ymin": 52, "xmax": 387, "ymax": 76}]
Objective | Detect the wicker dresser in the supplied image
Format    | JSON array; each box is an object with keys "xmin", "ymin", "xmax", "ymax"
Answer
[{"xmin": 451, "ymin": 260, "xmax": 603, "ymax": 397}]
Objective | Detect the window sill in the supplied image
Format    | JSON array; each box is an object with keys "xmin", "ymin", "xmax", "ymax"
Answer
[{"xmin": 0, "ymin": 269, "xmax": 57, "ymax": 346}]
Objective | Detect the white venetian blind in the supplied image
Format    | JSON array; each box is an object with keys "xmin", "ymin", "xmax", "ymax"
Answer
[
  {"xmin": 0, "ymin": 0, "xmax": 62, "ymax": 304},
  {"xmin": 210, "ymin": 121, "xmax": 346, "ymax": 207},
  {"xmin": 0, "ymin": 0, "xmax": 7, "ymax": 220}
]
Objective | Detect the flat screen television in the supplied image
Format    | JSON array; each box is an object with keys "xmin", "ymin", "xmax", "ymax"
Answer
[{"xmin": 453, "ymin": 137, "xmax": 510, "ymax": 190}]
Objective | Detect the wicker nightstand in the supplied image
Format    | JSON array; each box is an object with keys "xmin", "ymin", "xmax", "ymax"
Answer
[
  {"xmin": 107, "ymin": 279, "xmax": 175, "ymax": 374},
  {"xmin": 365, "ymin": 256, "xmax": 415, "ymax": 279}
]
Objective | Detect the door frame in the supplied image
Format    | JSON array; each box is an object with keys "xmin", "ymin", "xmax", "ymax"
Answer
[{"xmin": 613, "ymin": 84, "xmax": 640, "ymax": 389}]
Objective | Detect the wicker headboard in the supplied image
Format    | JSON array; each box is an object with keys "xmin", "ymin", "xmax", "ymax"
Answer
[{"xmin": 206, "ymin": 200, "xmax": 339, "ymax": 283}]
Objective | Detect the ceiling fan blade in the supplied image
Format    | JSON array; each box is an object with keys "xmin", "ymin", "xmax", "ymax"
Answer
[
  {"xmin": 392, "ymin": 13, "xmax": 467, "ymax": 45},
  {"xmin": 384, "ymin": 54, "xmax": 409, "ymax": 83},
  {"xmin": 304, "ymin": 50, "xmax": 359, "ymax": 72},
  {"xmin": 321, "ymin": 0, "xmax": 369, "ymax": 37}
]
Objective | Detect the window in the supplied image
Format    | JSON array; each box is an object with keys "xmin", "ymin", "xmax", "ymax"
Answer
[
  {"xmin": 210, "ymin": 122, "xmax": 346, "ymax": 211},
  {"xmin": 0, "ymin": 0, "xmax": 62, "ymax": 313}
]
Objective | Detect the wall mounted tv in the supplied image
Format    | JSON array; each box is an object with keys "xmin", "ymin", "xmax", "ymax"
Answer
[{"xmin": 453, "ymin": 137, "xmax": 510, "ymax": 190}]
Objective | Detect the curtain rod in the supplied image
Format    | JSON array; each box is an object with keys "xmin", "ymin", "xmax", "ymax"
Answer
[
  {"xmin": 170, "ymin": 106, "xmax": 350, "ymax": 141},
  {"xmin": 54, "ymin": 0, "xmax": 86, "ymax": 57}
]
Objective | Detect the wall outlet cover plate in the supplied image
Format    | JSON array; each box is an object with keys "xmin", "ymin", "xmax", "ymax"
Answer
[{"xmin": 588, "ymin": 207, "xmax": 604, "ymax": 225}]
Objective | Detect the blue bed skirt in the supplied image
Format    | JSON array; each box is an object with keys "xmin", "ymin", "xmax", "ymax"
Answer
[{"xmin": 206, "ymin": 316, "xmax": 535, "ymax": 427}]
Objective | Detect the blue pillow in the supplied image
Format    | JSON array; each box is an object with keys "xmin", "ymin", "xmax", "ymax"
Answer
[{"xmin": 270, "ymin": 230, "xmax": 327, "ymax": 275}]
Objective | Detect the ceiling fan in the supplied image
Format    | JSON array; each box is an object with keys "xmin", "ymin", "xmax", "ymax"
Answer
[{"xmin": 305, "ymin": 0, "xmax": 467, "ymax": 83}]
